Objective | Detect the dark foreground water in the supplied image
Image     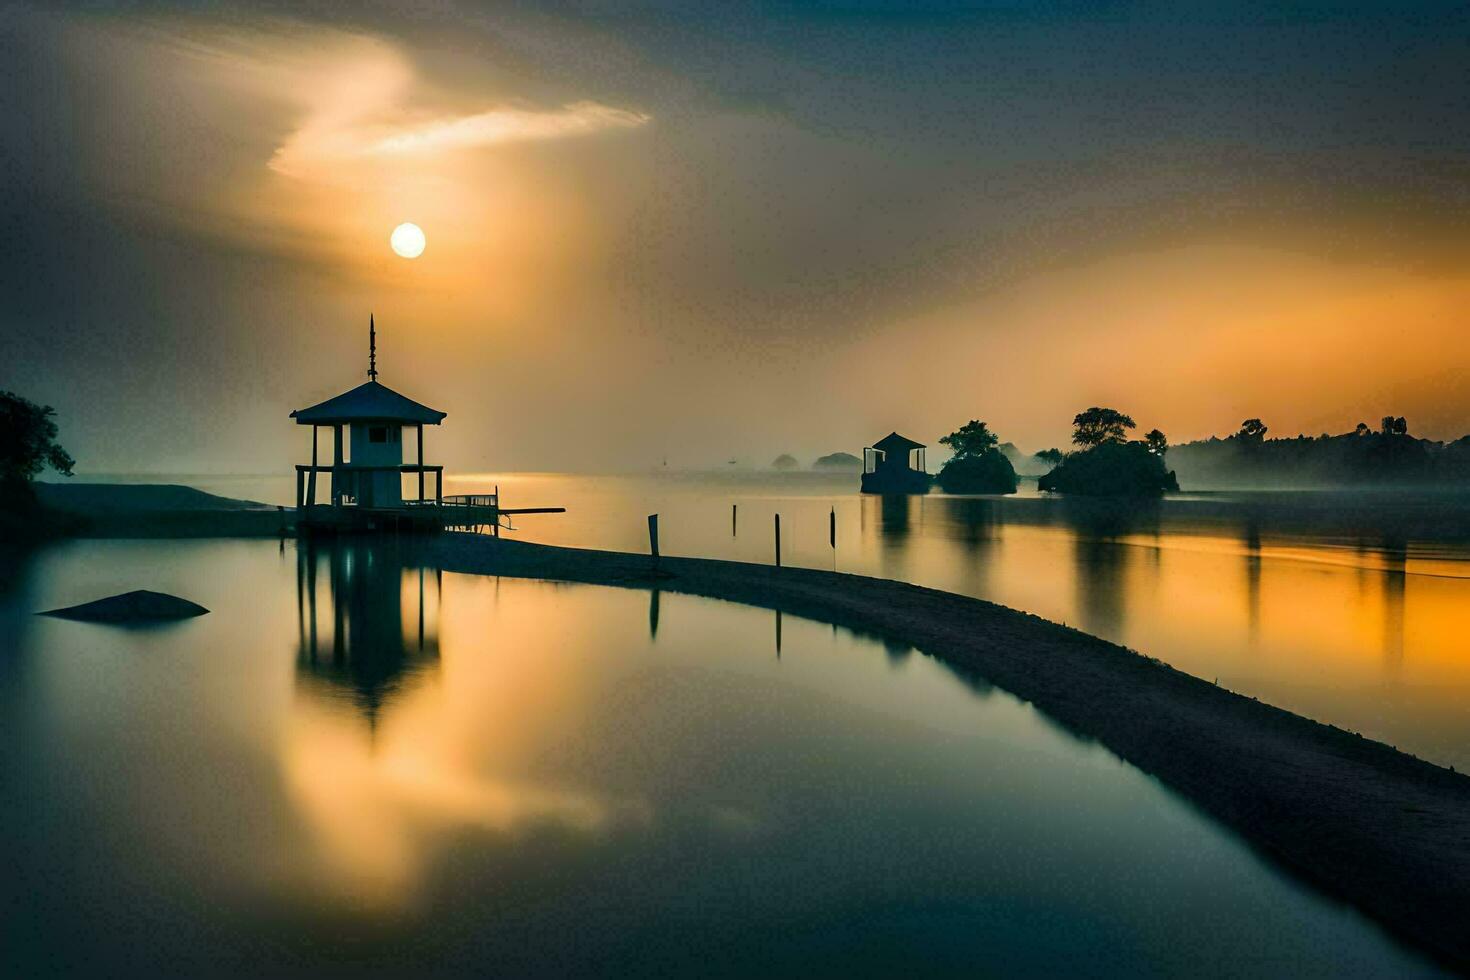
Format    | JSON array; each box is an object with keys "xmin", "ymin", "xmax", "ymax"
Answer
[{"xmin": 0, "ymin": 538, "xmax": 1440, "ymax": 976}]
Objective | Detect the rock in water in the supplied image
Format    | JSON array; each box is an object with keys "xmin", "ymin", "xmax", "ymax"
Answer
[{"xmin": 39, "ymin": 590, "xmax": 209, "ymax": 623}]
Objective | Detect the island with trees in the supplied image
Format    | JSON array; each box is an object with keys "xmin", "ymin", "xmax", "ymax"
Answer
[
  {"xmin": 1037, "ymin": 407, "xmax": 1179, "ymax": 496},
  {"xmin": 935, "ymin": 420, "xmax": 1019, "ymax": 494},
  {"xmin": 812, "ymin": 451, "xmax": 863, "ymax": 471}
]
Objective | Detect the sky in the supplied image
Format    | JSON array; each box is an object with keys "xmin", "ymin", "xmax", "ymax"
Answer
[{"xmin": 3, "ymin": 1, "xmax": 1470, "ymax": 473}]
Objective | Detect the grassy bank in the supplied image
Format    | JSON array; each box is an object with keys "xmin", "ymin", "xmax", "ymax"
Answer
[{"xmin": 32, "ymin": 483, "xmax": 288, "ymax": 538}]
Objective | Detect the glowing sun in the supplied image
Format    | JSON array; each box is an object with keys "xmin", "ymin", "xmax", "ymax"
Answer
[{"xmin": 390, "ymin": 222, "xmax": 426, "ymax": 259}]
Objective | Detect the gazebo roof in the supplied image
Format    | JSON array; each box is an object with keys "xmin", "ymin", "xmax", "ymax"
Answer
[
  {"xmin": 871, "ymin": 431, "xmax": 925, "ymax": 453},
  {"xmin": 290, "ymin": 381, "xmax": 446, "ymax": 425}
]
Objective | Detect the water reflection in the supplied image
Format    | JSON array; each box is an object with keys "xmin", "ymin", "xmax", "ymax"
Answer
[
  {"xmin": 296, "ymin": 539, "xmax": 440, "ymax": 727},
  {"xmin": 1381, "ymin": 533, "xmax": 1408, "ymax": 672},
  {"xmin": 1242, "ymin": 520, "xmax": 1262, "ymax": 645},
  {"xmin": 58, "ymin": 473, "xmax": 1470, "ymax": 768},
  {"xmin": 0, "ymin": 539, "xmax": 1442, "ymax": 976}
]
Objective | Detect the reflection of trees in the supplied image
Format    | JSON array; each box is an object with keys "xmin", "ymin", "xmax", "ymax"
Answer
[
  {"xmin": 1381, "ymin": 532, "xmax": 1408, "ymax": 671},
  {"xmin": 1072, "ymin": 535, "xmax": 1129, "ymax": 639},
  {"xmin": 296, "ymin": 539, "xmax": 439, "ymax": 729},
  {"xmin": 1243, "ymin": 520, "xmax": 1262, "ymax": 645},
  {"xmin": 932, "ymin": 497, "xmax": 1000, "ymax": 597},
  {"xmin": 1059, "ymin": 499, "xmax": 1156, "ymax": 641}
]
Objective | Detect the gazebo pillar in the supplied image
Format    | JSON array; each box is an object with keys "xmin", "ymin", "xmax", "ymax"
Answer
[
  {"xmin": 332, "ymin": 424, "xmax": 344, "ymax": 506},
  {"xmin": 307, "ymin": 425, "xmax": 318, "ymax": 507},
  {"xmin": 417, "ymin": 423, "xmax": 425, "ymax": 503}
]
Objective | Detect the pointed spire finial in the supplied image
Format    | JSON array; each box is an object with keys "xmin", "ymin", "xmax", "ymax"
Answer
[{"xmin": 368, "ymin": 314, "xmax": 378, "ymax": 381}]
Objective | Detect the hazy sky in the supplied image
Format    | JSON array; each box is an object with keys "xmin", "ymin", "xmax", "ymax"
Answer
[{"xmin": 4, "ymin": 1, "xmax": 1470, "ymax": 473}]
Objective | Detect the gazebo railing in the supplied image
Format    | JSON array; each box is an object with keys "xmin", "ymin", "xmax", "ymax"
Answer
[{"xmin": 295, "ymin": 463, "xmax": 445, "ymax": 509}]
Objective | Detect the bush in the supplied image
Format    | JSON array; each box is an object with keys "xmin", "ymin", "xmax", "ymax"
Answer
[
  {"xmin": 937, "ymin": 450, "xmax": 1018, "ymax": 494},
  {"xmin": 1038, "ymin": 441, "xmax": 1178, "ymax": 496}
]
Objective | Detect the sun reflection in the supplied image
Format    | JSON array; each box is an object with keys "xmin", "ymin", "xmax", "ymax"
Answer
[{"xmin": 285, "ymin": 542, "xmax": 652, "ymax": 905}]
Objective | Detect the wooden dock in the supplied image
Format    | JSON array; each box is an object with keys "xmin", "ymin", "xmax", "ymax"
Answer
[{"xmin": 297, "ymin": 492, "xmax": 564, "ymax": 535}]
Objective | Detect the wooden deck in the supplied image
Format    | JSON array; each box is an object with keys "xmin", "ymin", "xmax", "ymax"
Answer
[{"xmin": 297, "ymin": 493, "xmax": 564, "ymax": 535}]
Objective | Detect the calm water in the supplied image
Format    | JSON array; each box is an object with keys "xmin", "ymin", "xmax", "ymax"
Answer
[
  {"xmin": 166, "ymin": 471, "xmax": 1470, "ymax": 769},
  {"xmin": 0, "ymin": 538, "xmax": 1439, "ymax": 976}
]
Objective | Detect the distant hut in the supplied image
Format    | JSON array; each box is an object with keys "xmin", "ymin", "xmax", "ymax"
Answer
[{"xmin": 860, "ymin": 432, "xmax": 931, "ymax": 494}]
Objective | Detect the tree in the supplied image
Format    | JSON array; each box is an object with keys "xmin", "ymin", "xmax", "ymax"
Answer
[
  {"xmin": 1035, "ymin": 448, "xmax": 1065, "ymax": 466},
  {"xmin": 1038, "ymin": 441, "xmax": 1178, "ymax": 496},
  {"xmin": 1380, "ymin": 416, "xmax": 1408, "ymax": 436},
  {"xmin": 1237, "ymin": 418, "xmax": 1268, "ymax": 443},
  {"xmin": 1144, "ymin": 429, "xmax": 1168, "ymax": 456},
  {"xmin": 936, "ymin": 452, "xmax": 1018, "ymax": 494},
  {"xmin": 1, "ymin": 391, "xmax": 74, "ymax": 500},
  {"xmin": 1071, "ymin": 407, "xmax": 1135, "ymax": 448},
  {"xmin": 938, "ymin": 419, "xmax": 999, "ymax": 460},
  {"xmin": 1354, "ymin": 422, "xmax": 1371, "ymax": 436}
]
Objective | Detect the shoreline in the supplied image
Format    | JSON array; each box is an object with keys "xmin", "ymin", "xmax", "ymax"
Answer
[{"xmin": 429, "ymin": 532, "xmax": 1470, "ymax": 971}]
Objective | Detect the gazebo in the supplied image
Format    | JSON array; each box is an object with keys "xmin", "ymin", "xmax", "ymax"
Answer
[
  {"xmin": 860, "ymin": 431, "xmax": 932, "ymax": 494},
  {"xmin": 291, "ymin": 316, "xmax": 447, "ymax": 521}
]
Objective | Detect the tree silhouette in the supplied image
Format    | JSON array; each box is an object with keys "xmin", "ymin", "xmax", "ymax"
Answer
[
  {"xmin": 1071, "ymin": 407, "xmax": 1135, "ymax": 448},
  {"xmin": 1, "ymin": 390, "xmax": 74, "ymax": 501},
  {"xmin": 1036, "ymin": 448, "xmax": 1065, "ymax": 466},
  {"xmin": 939, "ymin": 419, "xmax": 999, "ymax": 459},
  {"xmin": 1144, "ymin": 429, "xmax": 1168, "ymax": 456},
  {"xmin": 1355, "ymin": 422, "xmax": 1371, "ymax": 436},
  {"xmin": 1380, "ymin": 416, "xmax": 1408, "ymax": 436},
  {"xmin": 1237, "ymin": 418, "xmax": 1268, "ymax": 443}
]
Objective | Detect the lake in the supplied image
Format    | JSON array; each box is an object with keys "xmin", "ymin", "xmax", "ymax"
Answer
[
  {"xmin": 0, "ymin": 537, "xmax": 1441, "ymax": 975},
  {"xmin": 149, "ymin": 471, "xmax": 1470, "ymax": 770}
]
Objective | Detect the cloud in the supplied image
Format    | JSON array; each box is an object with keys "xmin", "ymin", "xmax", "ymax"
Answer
[
  {"xmin": 365, "ymin": 101, "xmax": 651, "ymax": 157},
  {"xmin": 260, "ymin": 33, "xmax": 651, "ymax": 181}
]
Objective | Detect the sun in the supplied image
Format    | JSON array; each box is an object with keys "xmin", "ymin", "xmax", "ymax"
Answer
[{"xmin": 390, "ymin": 222, "xmax": 426, "ymax": 259}]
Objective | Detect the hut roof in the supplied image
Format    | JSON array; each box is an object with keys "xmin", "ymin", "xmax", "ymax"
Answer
[
  {"xmin": 290, "ymin": 381, "xmax": 446, "ymax": 425},
  {"xmin": 871, "ymin": 431, "xmax": 925, "ymax": 453}
]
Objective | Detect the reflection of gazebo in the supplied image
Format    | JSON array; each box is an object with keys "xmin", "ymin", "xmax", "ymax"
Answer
[
  {"xmin": 861, "ymin": 432, "xmax": 931, "ymax": 495},
  {"xmin": 296, "ymin": 538, "xmax": 439, "ymax": 729}
]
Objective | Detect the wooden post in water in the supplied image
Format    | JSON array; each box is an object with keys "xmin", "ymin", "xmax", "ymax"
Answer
[
  {"xmin": 732, "ymin": 503, "xmax": 738, "ymax": 536},
  {"xmin": 830, "ymin": 505, "xmax": 837, "ymax": 570},
  {"xmin": 648, "ymin": 513, "xmax": 661, "ymax": 570},
  {"xmin": 774, "ymin": 513, "xmax": 782, "ymax": 568}
]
